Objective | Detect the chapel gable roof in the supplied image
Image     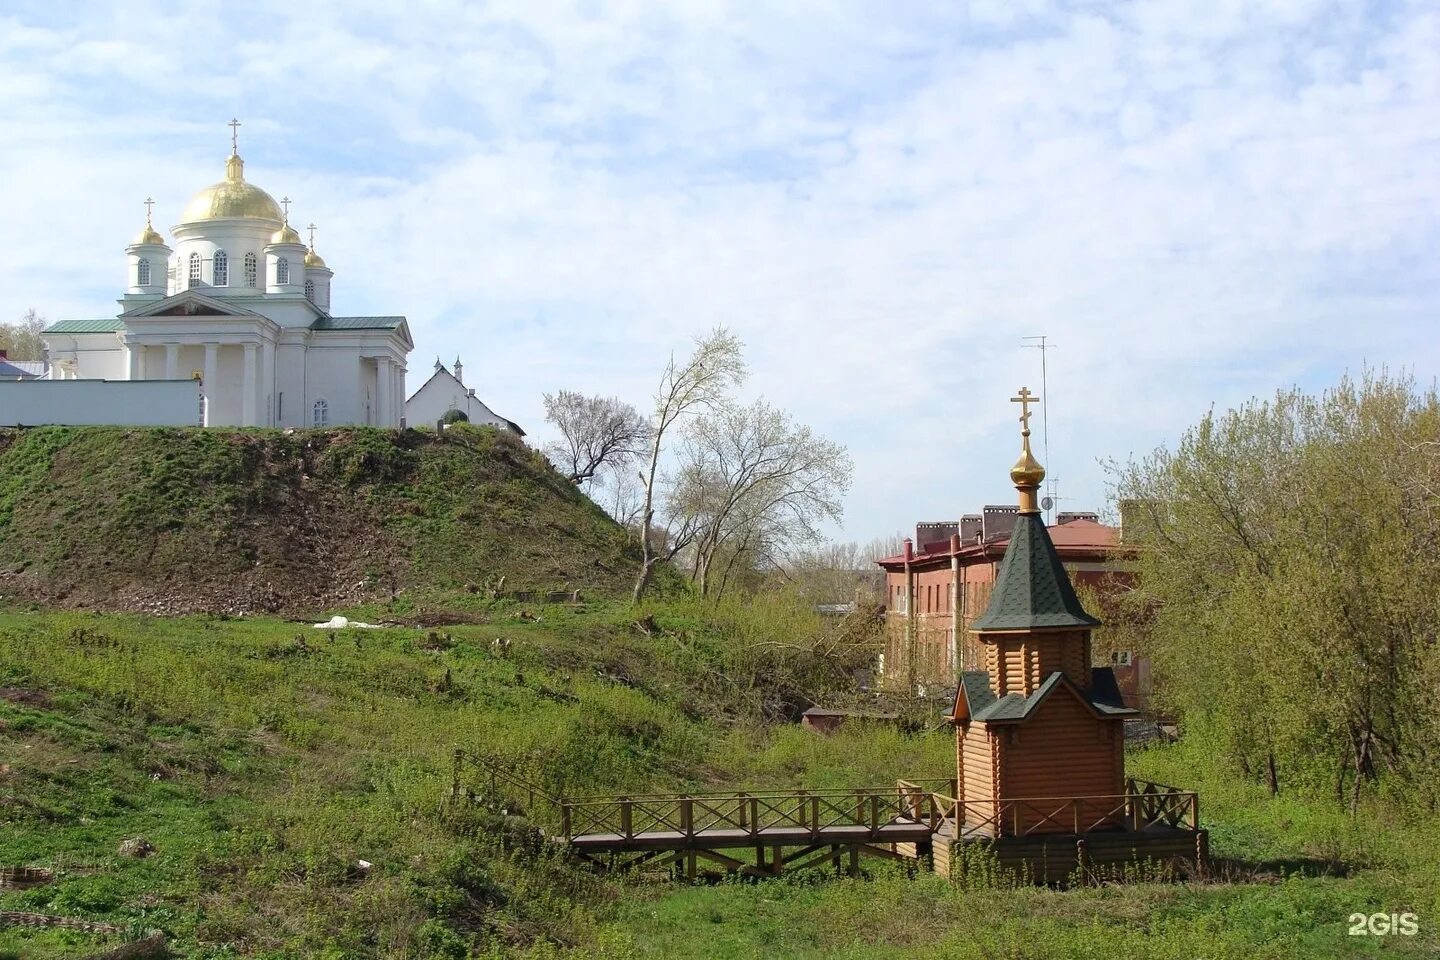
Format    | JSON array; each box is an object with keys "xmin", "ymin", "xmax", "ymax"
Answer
[
  {"xmin": 968, "ymin": 511, "xmax": 1101, "ymax": 632},
  {"xmin": 950, "ymin": 669, "xmax": 1136, "ymax": 725}
]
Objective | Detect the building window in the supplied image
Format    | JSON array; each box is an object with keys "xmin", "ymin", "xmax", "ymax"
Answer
[
  {"xmin": 244, "ymin": 252, "xmax": 258, "ymax": 287},
  {"xmin": 213, "ymin": 249, "xmax": 228, "ymax": 286},
  {"xmin": 304, "ymin": 279, "xmax": 315, "ymax": 301},
  {"xmin": 276, "ymin": 257, "xmax": 290, "ymax": 285},
  {"xmin": 188, "ymin": 252, "xmax": 202, "ymax": 288},
  {"xmin": 137, "ymin": 258, "xmax": 151, "ymax": 286},
  {"xmin": 312, "ymin": 398, "xmax": 329, "ymax": 427}
]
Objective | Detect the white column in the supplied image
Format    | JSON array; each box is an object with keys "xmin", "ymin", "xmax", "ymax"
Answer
[
  {"xmin": 126, "ymin": 343, "xmax": 143, "ymax": 381},
  {"xmin": 261, "ymin": 340, "xmax": 276, "ymax": 426},
  {"xmin": 376, "ymin": 357, "xmax": 392, "ymax": 427},
  {"xmin": 395, "ymin": 365, "xmax": 406, "ymax": 425},
  {"xmin": 242, "ymin": 343, "xmax": 258, "ymax": 426},
  {"xmin": 164, "ymin": 343, "xmax": 179, "ymax": 380},
  {"xmin": 203, "ymin": 344, "xmax": 219, "ymax": 426}
]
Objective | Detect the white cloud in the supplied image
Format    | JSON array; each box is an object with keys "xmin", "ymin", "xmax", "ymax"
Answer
[{"xmin": 1, "ymin": 1, "xmax": 1436, "ymax": 543}]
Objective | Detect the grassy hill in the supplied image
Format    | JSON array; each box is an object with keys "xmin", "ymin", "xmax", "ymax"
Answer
[
  {"xmin": 1, "ymin": 603, "xmax": 1437, "ymax": 959},
  {"xmin": 0, "ymin": 425, "xmax": 652, "ymax": 614}
]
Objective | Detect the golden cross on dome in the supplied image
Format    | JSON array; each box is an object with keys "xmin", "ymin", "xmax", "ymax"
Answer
[
  {"xmin": 228, "ymin": 118, "xmax": 242, "ymax": 153},
  {"xmin": 1010, "ymin": 386, "xmax": 1040, "ymax": 434},
  {"xmin": 280, "ymin": 196, "xmax": 292, "ymax": 221},
  {"xmin": 143, "ymin": 197, "xmax": 155, "ymax": 225},
  {"xmin": 307, "ymin": 223, "xmax": 317, "ymax": 248}
]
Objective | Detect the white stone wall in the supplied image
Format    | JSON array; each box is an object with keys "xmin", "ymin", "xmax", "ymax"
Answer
[{"xmin": 0, "ymin": 380, "xmax": 202, "ymax": 426}]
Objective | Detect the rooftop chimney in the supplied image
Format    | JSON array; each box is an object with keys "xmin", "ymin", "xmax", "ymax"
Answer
[{"xmin": 982, "ymin": 504, "xmax": 1019, "ymax": 541}]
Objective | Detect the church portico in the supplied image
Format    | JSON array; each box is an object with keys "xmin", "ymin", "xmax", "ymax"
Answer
[{"xmin": 39, "ymin": 124, "xmax": 413, "ymax": 430}]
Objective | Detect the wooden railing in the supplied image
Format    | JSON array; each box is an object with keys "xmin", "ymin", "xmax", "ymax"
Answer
[
  {"xmin": 929, "ymin": 779, "xmax": 1199, "ymax": 839},
  {"xmin": 449, "ymin": 750, "xmax": 1199, "ymax": 845},
  {"xmin": 559, "ymin": 785, "xmax": 937, "ymax": 841}
]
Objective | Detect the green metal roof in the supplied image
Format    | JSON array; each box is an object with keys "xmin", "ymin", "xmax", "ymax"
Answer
[
  {"xmin": 969, "ymin": 511, "xmax": 1101, "ymax": 632},
  {"xmin": 311, "ymin": 316, "xmax": 406, "ymax": 331},
  {"xmin": 44, "ymin": 318, "xmax": 125, "ymax": 334}
]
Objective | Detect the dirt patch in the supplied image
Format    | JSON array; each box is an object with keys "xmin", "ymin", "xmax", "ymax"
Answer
[{"xmin": 0, "ymin": 687, "xmax": 51, "ymax": 709}]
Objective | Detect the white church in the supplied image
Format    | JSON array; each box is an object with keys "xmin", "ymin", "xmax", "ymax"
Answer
[{"xmin": 37, "ymin": 125, "xmax": 413, "ymax": 428}]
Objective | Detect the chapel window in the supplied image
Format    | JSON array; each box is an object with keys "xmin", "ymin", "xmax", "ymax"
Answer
[
  {"xmin": 213, "ymin": 249, "xmax": 228, "ymax": 286},
  {"xmin": 305, "ymin": 279, "xmax": 315, "ymax": 301},
  {"xmin": 137, "ymin": 258, "xmax": 151, "ymax": 286},
  {"xmin": 312, "ymin": 398, "xmax": 329, "ymax": 427},
  {"xmin": 188, "ymin": 252, "xmax": 202, "ymax": 288},
  {"xmin": 244, "ymin": 252, "xmax": 258, "ymax": 287},
  {"xmin": 277, "ymin": 257, "xmax": 290, "ymax": 285}
]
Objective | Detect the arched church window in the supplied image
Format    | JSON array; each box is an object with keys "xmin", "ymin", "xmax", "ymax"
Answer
[
  {"xmin": 213, "ymin": 250, "xmax": 228, "ymax": 286},
  {"xmin": 276, "ymin": 257, "xmax": 290, "ymax": 285},
  {"xmin": 312, "ymin": 398, "xmax": 329, "ymax": 427},
  {"xmin": 137, "ymin": 258, "xmax": 151, "ymax": 287},
  {"xmin": 188, "ymin": 252, "xmax": 202, "ymax": 288},
  {"xmin": 304, "ymin": 279, "xmax": 315, "ymax": 301},
  {"xmin": 244, "ymin": 252, "xmax": 258, "ymax": 287}
]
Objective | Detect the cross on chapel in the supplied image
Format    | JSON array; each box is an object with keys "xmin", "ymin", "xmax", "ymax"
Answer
[{"xmin": 1010, "ymin": 386, "xmax": 1040, "ymax": 433}]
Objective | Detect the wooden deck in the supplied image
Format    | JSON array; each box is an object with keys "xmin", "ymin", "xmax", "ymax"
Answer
[{"xmin": 448, "ymin": 751, "xmax": 1206, "ymax": 881}]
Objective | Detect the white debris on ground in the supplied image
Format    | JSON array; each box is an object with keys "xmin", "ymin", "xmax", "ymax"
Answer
[{"xmin": 312, "ymin": 615, "xmax": 381, "ymax": 629}]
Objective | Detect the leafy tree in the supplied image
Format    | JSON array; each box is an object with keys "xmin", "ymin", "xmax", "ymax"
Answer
[
  {"xmin": 0, "ymin": 308, "xmax": 46, "ymax": 360},
  {"xmin": 632, "ymin": 328, "xmax": 745, "ymax": 602},
  {"xmin": 670, "ymin": 399, "xmax": 851, "ymax": 597},
  {"xmin": 1111, "ymin": 370, "xmax": 1440, "ymax": 808}
]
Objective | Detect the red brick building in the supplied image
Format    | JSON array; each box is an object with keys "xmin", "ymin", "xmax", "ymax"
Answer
[{"xmin": 875, "ymin": 510, "xmax": 1135, "ymax": 693}]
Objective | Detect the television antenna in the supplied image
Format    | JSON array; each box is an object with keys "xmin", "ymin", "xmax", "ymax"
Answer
[{"xmin": 1022, "ymin": 335, "xmax": 1056, "ymax": 523}]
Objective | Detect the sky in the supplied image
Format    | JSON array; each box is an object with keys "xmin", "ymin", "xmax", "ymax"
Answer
[{"xmin": 2, "ymin": 0, "xmax": 1437, "ymax": 545}]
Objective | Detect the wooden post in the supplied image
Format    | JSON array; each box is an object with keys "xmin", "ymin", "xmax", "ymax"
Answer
[
  {"xmin": 1072, "ymin": 798, "xmax": 1081, "ymax": 835},
  {"xmin": 1190, "ymin": 792, "xmax": 1200, "ymax": 830},
  {"xmin": 738, "ymin": 793, "xmax": 748, "ymax": 831},
  {"xmin": 450, "ymin": 748, "xmax": 464, "ymax": 804},
  {"xmin": 848, "ymin": 845, "xmax": 860, "ymax": 876},
  {"xmin": 810, "ymin": 796, "xmax": 821, "ymax": 837},
  {"xmin": 620, "ymin": 798, "xmax": 633, "ymax": 840},
  {"xmin": 561, "ymin": 803, "xmax": 572, "ymax": 838},
  {"xmin": 870, "ymin": 794, "xmax": 880, "ymax": 832},
  {"xmin": 749, "ymin": 796, "xmax": 760, "ymax": 839},
  {"xmin": 1010, "ymin": 802, "xmax": 1020, "ymax": 838},
  {"xmin": 685, "ymin": 850, "xmax": 697, "ymax": 881},
  {"xmin": 680, "ymin": 797, "xmax": 694, "ymax": 838}
]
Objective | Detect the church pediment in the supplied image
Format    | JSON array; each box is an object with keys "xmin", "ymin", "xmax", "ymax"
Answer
[{"xmin": 121, "ymin": 291, "xmax": 267, "ymax": 320}]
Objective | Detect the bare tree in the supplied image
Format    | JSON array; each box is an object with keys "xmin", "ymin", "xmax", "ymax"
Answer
[
  {"xmin": 542, "ymin": 390, "xmax": 650, "ymax": 484},
  {"xmin": 632, "ymin": 328, "xmax": 746, "ymax": 602},
  {"xmin": 0, "ymin": 308, "xmax": 46, "ymax": 361},
  {"xmin": 673, "ymin": 399, "xmax": 852, "ymax": 597}
]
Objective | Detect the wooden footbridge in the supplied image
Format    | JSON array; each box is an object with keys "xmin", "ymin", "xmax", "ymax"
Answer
[{"xmin": 448, "ymin": 750, "xmax": 1205, "ymax": 881}]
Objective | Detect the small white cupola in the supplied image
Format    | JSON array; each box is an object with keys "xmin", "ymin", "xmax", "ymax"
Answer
[
  {"xmin": 453, "ymin": 356, "xmax": 464, "ymax": 385},
  {"xmin": 265, "ymin": 196, "xmax": 307, "ymax": 294},
  {"xmin": 302, "ymin": 222, "xmax": 333, "ymax": 309},
  {"xmin": 125, "ymin": 197, "xmax": 170, "ymax": 298}
]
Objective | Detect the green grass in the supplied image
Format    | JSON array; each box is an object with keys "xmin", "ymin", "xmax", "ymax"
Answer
[
  {"xmin": 0, "ymin": 425, "xmax": 666, "ymax": 614},
  {"xmin": 1, "ymin": 604, "xmax": 1436, "ymax": 958}
]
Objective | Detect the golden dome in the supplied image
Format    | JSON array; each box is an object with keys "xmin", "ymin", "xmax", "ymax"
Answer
[
  {"xmin": 1010, "ymin": 440, "xmax": 1046, "ymax": 490},
  {"xmin": 179, "ymin": 153, "xmax": 283, "ymax": 224},
  {"xmin": 270, "ymin": 222, "xmax": 303, "ymax": 245},
  {"xmin": 131, "ymin": 223, "xmax": 166, "ymax": 246},
  {"xmin": 304, "ymin": 247, "xmax": 328, "ymax": 269}
]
